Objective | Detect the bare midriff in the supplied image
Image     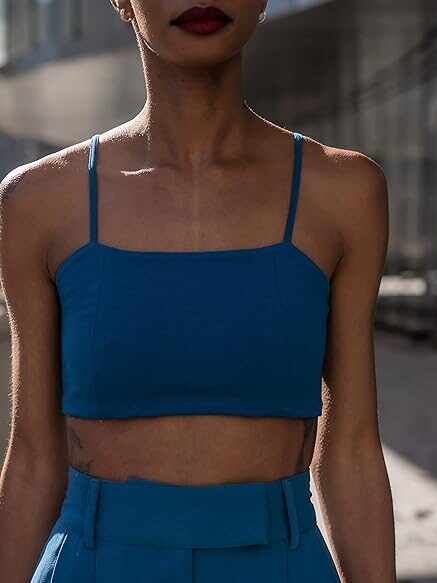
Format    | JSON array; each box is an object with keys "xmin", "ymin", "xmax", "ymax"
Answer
[{"xmin": 66, "ymin": 415, "xmax": 318, "ymax": 485}]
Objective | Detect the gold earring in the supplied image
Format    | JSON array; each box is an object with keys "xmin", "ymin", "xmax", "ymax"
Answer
[
  {"xmin": 258, "ymin": 9, "xmax": 266, "ymax": 23},
  {"xmin": 119, "ymin": 8, "xmax": 134, "ymax": 22}
]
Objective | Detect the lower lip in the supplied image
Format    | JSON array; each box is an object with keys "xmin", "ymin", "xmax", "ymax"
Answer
[{"xmin": 174, "ymin": 19, "xmax": 230, "ymax": 35}]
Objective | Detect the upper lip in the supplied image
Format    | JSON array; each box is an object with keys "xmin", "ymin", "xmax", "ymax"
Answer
[{"xmin": 171, "ymin": 6, "xmax": 231, "ymax": 24}]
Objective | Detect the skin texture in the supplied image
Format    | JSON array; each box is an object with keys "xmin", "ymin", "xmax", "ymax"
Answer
[{"xmin": 0, "ymin": 1, "xmax": 395, "ymax": 582}]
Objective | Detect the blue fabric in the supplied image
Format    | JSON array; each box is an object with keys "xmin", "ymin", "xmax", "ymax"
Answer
[
  {"xmin": 55, "ymin": 131, "xmax": 330, "ymax": 419},
  {"xmin": 30, "ymin": 466, "xmax": 340, "ymax": 582}
]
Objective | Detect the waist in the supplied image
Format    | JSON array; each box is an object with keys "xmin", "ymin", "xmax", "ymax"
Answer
[
  {"xmin": 58, "ymin": 465, "xmax": 318, "ymax": 550},
  {"xmin": 65, "ymin": 415, "xmax": 316, "ymax": 485}
]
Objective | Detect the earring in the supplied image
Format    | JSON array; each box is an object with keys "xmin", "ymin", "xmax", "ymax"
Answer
[
  {"xmin": 258, "ymin": 9, "xmax": 266, "ymax": 23},
  {"xmin": 119, "ymin": 8, "xmax": 134, "ymax": 22}
]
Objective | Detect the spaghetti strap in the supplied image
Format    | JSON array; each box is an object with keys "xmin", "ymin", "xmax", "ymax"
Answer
[
  {"xmin": 283, "ymin": 132, "xmax": 303, "ymax": 243},
  {"xmin": 88, "ymin": 134, "xmax": 100, "ymax": 243}
]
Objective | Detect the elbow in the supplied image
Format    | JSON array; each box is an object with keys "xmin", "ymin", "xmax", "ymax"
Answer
[{"xmin": 311, "ymin": 419, "xmax": 386, "ymax": 479}]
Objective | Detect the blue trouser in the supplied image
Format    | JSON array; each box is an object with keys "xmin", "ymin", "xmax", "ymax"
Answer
[{"xmin": 30, "ymin": 466, "xmax": 340, "ymax": 582}]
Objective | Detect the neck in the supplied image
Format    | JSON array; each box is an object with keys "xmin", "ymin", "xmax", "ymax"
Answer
[{"xmin": 128, "ymin": 28, "xmax": 259, "ymax": 167}]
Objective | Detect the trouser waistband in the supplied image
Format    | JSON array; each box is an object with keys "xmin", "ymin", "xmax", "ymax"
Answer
[{"xmin": 59, "ymin": 466, "xmax": 317, "ymax": 552}]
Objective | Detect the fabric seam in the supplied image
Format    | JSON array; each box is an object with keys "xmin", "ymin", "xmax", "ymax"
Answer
[
  {"xmin": 89, "ymin": 249, "xmax": 107, "ymax": 404},
  {"xmin": 272, "ymin": 250, "xmax": 296, "ymax": 385},
  {"xmin": 272, "ymin": 249, "xmax": 290, "ymax": 318}
]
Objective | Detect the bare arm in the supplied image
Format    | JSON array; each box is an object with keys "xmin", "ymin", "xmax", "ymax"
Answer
[
  {"xmin": 0, "ymin": 165, "xmax": 69, "ymax": 583},
  {"xmin": 311, "ymin": 153, "xmax": 396, "ymax": 582}
]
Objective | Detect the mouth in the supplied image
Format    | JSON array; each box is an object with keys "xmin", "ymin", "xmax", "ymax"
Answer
[{"xmin": 170, "ymin": 5, "xmax": 232, "ymax": 35}]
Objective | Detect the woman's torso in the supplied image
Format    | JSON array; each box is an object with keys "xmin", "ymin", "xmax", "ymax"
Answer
[{"xmin": 48, "ymin": 122, "xmax": 339, "ymax": 485}]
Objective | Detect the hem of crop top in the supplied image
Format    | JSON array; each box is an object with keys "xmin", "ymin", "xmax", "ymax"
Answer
[
  {"xmin": 61, "ymin": 397, "xmax": 323, "ymax": 419},
  {"xmin": 54, "ymin": 239, "xmax": 331, "ymax": 292}
]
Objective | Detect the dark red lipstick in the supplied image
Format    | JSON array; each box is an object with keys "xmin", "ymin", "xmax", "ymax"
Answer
[{"xmin": 171, "ymin": 5, "xmax": 232, "ymax": 35}]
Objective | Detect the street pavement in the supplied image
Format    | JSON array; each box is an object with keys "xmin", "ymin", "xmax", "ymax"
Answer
[{"xmin": 376, "ymin": 330, "xmax": 437, "ymax": 582}]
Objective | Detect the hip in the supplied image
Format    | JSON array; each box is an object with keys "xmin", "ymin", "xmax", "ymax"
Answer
[{"xmin": 30, "ymin": 466, "xmax": 340, "ymax": 583}]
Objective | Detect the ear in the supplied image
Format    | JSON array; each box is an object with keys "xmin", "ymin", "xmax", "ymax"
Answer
[{"xmin": 111, "ymin": 0, "xmax": 132, "ymax": 10}]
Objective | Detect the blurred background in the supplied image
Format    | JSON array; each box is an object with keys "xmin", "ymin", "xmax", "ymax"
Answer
[{"xmin": 0, "ymin": 0, "xmax": 436, "ymax": 580}]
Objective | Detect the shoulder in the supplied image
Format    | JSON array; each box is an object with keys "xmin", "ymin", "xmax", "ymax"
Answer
[
  {"xmin": 299, "ymin": 132, "xmax": 387, "ymax": 197},
  {"xmin": 299, "ymin": 133, "xmax": 388, "ymax": 252},
  {"xmin": 0, "ymin": 137, "xmax": 92, "ymax": 211},
  {"xmin": 0, "ymin": 138, "xmax": 92, "ymax": 247}
]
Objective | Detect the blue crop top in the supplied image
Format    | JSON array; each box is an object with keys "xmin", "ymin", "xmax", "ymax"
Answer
[{"xmin": 55, "ymin": 131, "xmax": 330, "ymax": 419}]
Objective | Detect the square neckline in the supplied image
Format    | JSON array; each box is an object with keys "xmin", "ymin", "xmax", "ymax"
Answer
[{"xmin": 54, "ymin": 132, "xmax": 330, "ymax": 290}]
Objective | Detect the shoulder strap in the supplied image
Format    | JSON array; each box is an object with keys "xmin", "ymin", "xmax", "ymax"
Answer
[
  {"xmin": 88, "ymin": 134, "xmax": 100, "ymax": 243},
  {"xmin": 283, "ymin": 131, "xmax": 303, "ymax": 243}
]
